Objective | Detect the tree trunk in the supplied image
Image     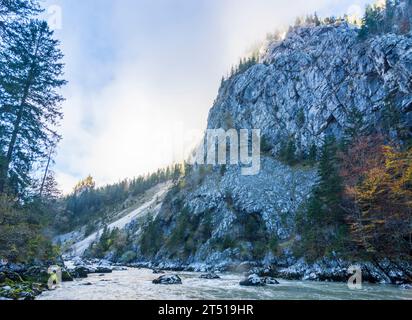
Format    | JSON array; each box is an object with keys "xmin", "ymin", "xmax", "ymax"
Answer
[
  {"xmin": 0, "ymin": 27, "xmax": 43, "ymax": 192},
  {"xmin": 39, "ymin": 147, "xmax": 53, "ymax": 197},
  {"xmin": 0, "ymin": 78, "xmax": 32, "ymax": 192}
]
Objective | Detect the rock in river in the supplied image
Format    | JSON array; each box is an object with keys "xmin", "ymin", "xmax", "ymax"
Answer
[
  {"xmin": 199, "ymin": 273, "xmax": 221, "ymax": 280},
  {"xmin": 264, "ymin": 277, "xmax": 280, "ymax": 285},
  {"xmin": 239, "ymin": 274, "xmax": 266, "ymax": 287},
  {"xmin": 152, "ymin": 275, "xmax": 182, "ymax": 285}
]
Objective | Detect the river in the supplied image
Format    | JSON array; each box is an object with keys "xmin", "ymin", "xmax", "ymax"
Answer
[{"xmin": 37, "ymin": 268, "xmax": 411, "ymax": 300}]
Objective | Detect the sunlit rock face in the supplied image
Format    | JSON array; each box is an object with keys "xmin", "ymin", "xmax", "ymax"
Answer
[
  {"xmin": 209, "ymin": 22, "xmax": 412, "ymax": 150},
  {"xmin": 135, "ymin": 21, "xmax": 412, "ymax": 268}
]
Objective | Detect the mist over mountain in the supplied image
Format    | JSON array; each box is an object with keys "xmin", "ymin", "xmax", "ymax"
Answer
[{"xmin": 67, "ymin": 1, "xmax": 412, "ymax": 284}]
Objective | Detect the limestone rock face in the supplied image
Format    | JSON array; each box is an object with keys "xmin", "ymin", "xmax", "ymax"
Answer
[
  {"xmin": 135, "ymin": 21, "xmax": 412, "ymax": 271},
  {"xmin": 209, "ymin": 22, "xmax": 412, "ymax": 151}
]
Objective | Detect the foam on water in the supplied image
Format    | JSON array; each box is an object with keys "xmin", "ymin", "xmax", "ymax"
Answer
[{"xmin": 37, "ymin": 268, "xmax": 412, "ymax": 300}]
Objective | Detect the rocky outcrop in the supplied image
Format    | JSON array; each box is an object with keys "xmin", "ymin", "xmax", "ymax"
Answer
[
  {"xmin": 72, "ymin": 266, "xmax": 90, "ymax": 278},
  {"xmin": 210, "ymin": 22, "xmax": 412, "ymax": 151},
  {"xmin": 0, "ymin": 262, "xmax": 74, "ymax": 300},
  {"xmin": 0, "ymin": 283, "xmax": 44, "ymax": 300},
  {"xmin": 275, "ymin": 258, "xmax": 412, "ymax": 284},
  {"xmin": 95, "ymin": 267, "xmax": 112, "ymax": 274},
  {"xmin": 64, "ymin": 258, "xmax": 122, "ymax": 278}
]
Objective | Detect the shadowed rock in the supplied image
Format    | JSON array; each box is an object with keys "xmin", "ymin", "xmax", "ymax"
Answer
[
  {"xmin": 240, "ymin": 274, "xmax": 266, "ymax": 287},
  {"xmin": 200, "ymin": 273, "xmax": 221, "ymax": 280},
  {"xmin": 152, "ymin": 275, "xmax": 182, "ymax": 285}
]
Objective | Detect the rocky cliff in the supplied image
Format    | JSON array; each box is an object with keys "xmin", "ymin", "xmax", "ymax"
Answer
[
  {"xmin": 113, "ymin": 9, "xmax": 412, "ymax": 283},
  {"xmin": 137, "ymin": 16, "xmax": 412, "ymax": 264}
]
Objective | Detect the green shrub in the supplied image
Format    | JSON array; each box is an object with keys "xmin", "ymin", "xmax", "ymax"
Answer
[
  {"xmin": 0, "ymin": 194, "xmax": 59, "ymax": 263},
  {"xmin": 140, "ymin": 218, "xmax": 164, "ymax": 257},
  {"xmin": 119, "ymin": 251, "xmax": 137, "ymax": 264},
  {"xmin": 278, "ymin": 137, "xmax": 297, "ymax": 165}
]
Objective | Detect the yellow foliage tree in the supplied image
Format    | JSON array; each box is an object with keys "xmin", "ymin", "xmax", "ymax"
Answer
[
  {"xmin": 73, "ymin": 175, "xmax": 96, "ymax": 195},
  {"xmin": 352, "ymin": 146, "xmax": 412, "ymax": 259}
]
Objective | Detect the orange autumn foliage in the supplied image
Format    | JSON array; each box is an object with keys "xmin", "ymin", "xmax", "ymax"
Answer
[{"xmin": 340, "ymin": 136, "xmax": 412, "ymax": 259}]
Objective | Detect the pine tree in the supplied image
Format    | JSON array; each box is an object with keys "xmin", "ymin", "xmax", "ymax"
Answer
[
  {"xmin": 279, "ymin": 137, "xmax": 297, "ymax": 165},
  {"xmin": 0, "ymin": 20, "xmax": 66, "ymax": 194},
  {"xmin": 297, "ymin": 136, "xmax": 347, "ymax": 259},
  {"xmin": 317, "ymin": 136, "xmax": 344, "ymax": 213},
  {"xmin": 314, "ymin": 12, "xmax": 321, "ymax": 26},
  {"xmin": 74, "ymin": 175, "xmax": 96, "ymax": 195},
  {"xmin": 0, "ymin": 0, "xmax": 40, "ymax": 35},
  {"xmin": 38, "ymin": 169, "xmax": 61, "ymax": 201},
  {"xmin": 307, "ymin": 143, "xmax": 317, "ymax": 165}
]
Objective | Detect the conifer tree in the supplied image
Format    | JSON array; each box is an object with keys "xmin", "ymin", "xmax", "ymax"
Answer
[
  {"xmin": 0, "ymin": 20, "xmax": 66, "ymax": 194},
  {"xmin": 0, "ymin": 0, "xmax": 40, "ymax": 35},
  {"xmin": 297, "ymin": 136, "xmax": 347, "ymax": 259}
]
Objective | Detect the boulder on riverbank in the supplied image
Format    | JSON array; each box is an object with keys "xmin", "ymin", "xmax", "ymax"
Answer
[
  {"xmin": 71, "ymin": 266, "xmax": 90, "ymax": 278},
  {"xmin": 152, "ymin": 275, "xmax": 182, "ymax": 285},
  {"xmin": 276, "ymin": 259, "xmax": 412, "ymax": 284},
  {"xmin": 0, "ymin": 282, "xmax": 44, "ymax": 300},
  {"xmin": 62, "ymin": 269, "xmax": 74, "ymax": 282},
  {"xmin": 0, "ymin": 262, "xmax": 78, "ymax": 300},
  {"xmin": 22, "ymin": 266, "xmax": 50, "ymax": 284},
  {"xmin": 247, "ymin": 266, "xmax": 277, "ymax": 278},
  {"xmin": 95, "ymin": 266, "xmax": 112, "ymax": 274},
  {"xmin": 0, "ymin": 271, "xmax": 23, "ymax": 283},
  {"xmin": 112, "ymin": 266, "xmax": 127, "ymax": 271}
]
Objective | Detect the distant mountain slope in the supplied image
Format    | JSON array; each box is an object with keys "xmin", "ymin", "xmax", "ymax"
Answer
[{"xmin": 57, "ymin": 181, "xmax": 172, "ymax": 256}]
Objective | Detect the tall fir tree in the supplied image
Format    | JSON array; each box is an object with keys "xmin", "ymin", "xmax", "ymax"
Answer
[
  {"xmin": 297, "ymin": 136, "xmax": 347, "ymax": 259},
  {"xmin": 0, "ymin": 20, "xmax": 66, "ymax": 195}
]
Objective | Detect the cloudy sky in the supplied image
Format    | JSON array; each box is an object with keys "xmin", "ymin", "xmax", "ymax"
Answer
[{"xmin": 41, "ymin": 0, "xmax": 373, "ymax": 193}]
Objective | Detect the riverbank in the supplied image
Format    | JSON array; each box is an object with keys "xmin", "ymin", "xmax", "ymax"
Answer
[
  {"xmin": 2, "ymin": 257, "xmax": 411, "ymax": 300},
  {"xmin": 124, "ymin": 257, "xmax": 412, "ymax": 286},
  {"xmin": 0, "ymin": 262, "xmax": 70, "ymax": 300},
  {"xmin": 0, "ymin": 259, "xmax": 118, "ymax": 300}
]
